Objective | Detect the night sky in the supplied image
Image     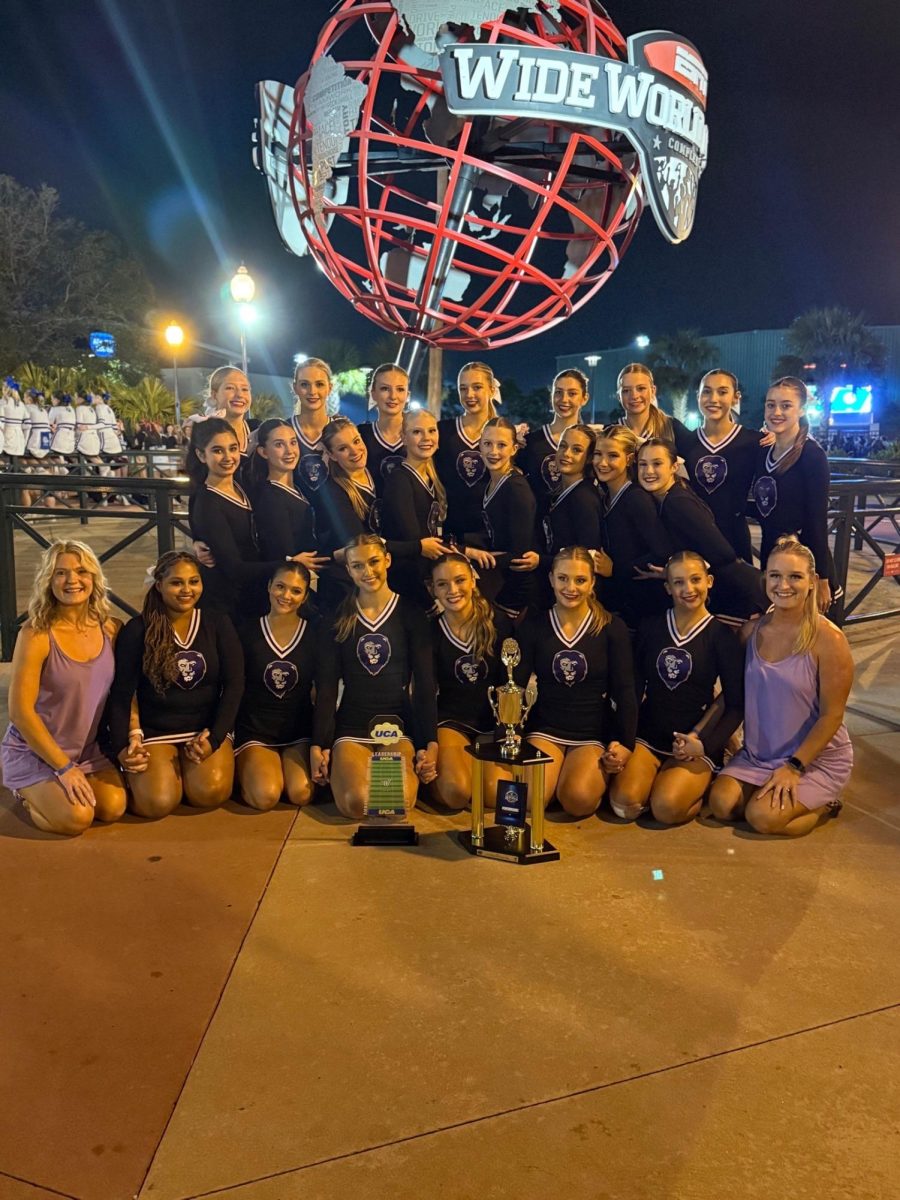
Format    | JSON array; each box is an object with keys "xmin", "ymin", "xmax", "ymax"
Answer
[{"xmin": 3, "ymin": 0, "xmax": 899, "ymax": 386}]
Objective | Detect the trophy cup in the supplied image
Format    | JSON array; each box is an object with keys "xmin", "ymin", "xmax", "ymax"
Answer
[
  {"xmin": 459, "ymin": 639, "xmax": 559, "ymax": 865},
  {"xmin": 352, "ymin": 715, "xmax": 419, "ymax": 846}
]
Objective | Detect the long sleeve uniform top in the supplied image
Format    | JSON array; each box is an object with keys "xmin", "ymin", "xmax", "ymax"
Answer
[
  {"xmin": 380, "ymin": 463, "xmax": 443, "ymax": 608},
  {"xmin": 432, "ymin": 607, "xmax": 514, "ymax": 731},
  {"xmin": 751, "ymin": 438, "xmax": 833, "ymax": 582},
  {"xmin": 252, "ymin": 478, "xmax": 317, "ymax": 559},
  {"xmin": 234, "ymin": 614, "xmax": 323, "ymax": 748},
  {"xmin": 599, "ymin": 481, "xmax": 671, "ymax": 622},
  {"xmin": 478, "ymin": 471, "xmax": 537, "ymax": 614},
  {"xmin": 189, "ymin": 483, "xmax": 281, "ymax": 616},
  {"xmin": 683, "ymin": 424, "xmax": 760, "ymax": 562},
  {"xmin": 434, "ymin": 416, "xmax": 488, "ymax": 539},
  {"xmin": 359, "ymin": 421, "xmax": 405, "ymax": 494}
]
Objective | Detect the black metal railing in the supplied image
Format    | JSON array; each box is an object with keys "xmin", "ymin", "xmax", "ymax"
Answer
[
  {"xmin": 0, "ymin": 473, "xmax": 190, "ymax": 660},
  {"xmin": 828, "ymin": 480, "xmax": 900, "ymax": 626}
]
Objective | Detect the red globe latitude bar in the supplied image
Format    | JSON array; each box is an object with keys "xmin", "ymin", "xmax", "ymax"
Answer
[{"xmin": 277, "ymin": 0, "xmax": 648, "ymax": 352}]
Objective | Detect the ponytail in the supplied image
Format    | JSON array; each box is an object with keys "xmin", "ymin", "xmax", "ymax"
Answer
[
  {"xmin": 768, "ymin": 378, "xmax": 811, "ymax": 477},
  {"xmin": 333, "ymin": 534, "xmax": 387, "ymax": 642},
  {"xmin": 184, "ymin": 417, "xmax": 233, "ymax": 490}
]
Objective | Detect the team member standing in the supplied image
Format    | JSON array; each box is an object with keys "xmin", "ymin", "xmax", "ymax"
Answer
[
  {"xmin": 1, "ymin": 541, "xmax": 128, "ymax": 836},
  {"xmin": 381, "ymin": 408, "xmax": 451, "ymax": 608},
  {"xmin": 752, "ymin": 377, "xmax": 835, "ymax": 611},
  {"xmin": 49, "ymin": 392, "xmax": 77, "ymax": 457},
  {"xmin": 108, "ymin": 552, "xmax": 242, "ymax": 818},
  {"xmin": 205, "ymin": 367, "xmax": 258, "ymax": 483},
  {"xmin": 234, "ymin": 563, "xmax": 323, "ymax": 810},
  {"xmin": 609, "ymin": 551, "xmax": 745, "ymax": 825},
  {"xmin": 2, "ymin": 380, "xmax": 28, "ymax": 463},
  {"xmin": 248, "ymin": 419, "xmax": 324, "ymax": 571},
  {"xmin": 187, "ymin": 418, "xmax": 308, "ymax": 616},
  {"xmin": 520, "ymin": 369, "xmax": 590, "ymax": 502},
  {"xmin": 428, "ymin": 553, "xmax": 512, "ymax": 810},
  {"xmin": 467, "ymin": 416, "xmax": 537, "ymax": 617},
  {"xmin": 74, "ymin": 393, "xmax": 102, "ymax": 461},
  {"xmin": 683, "ymin": 370, "xmax": 763, "ymax": 562},
  {"xmin": 290, "ymin": 357, "xmax": 333, "ymax": 498},
  {"xmin": 593, "ymin": 425, "xmax": 670, "ymax": 625},
  {"xmin": 359, "ymin": 363, "xmax": 408, "ymax": 490},
  {"xmin": 514, "ymin": 548, "xmax": 637, "ymax": 817},
  {"xmin": 637, "ymin": 439, "xmax": 766, "ymax": 622},
  {"xmin": 312, "ymin": 535, "xmax": 439, "ymax": 819},
  {"xmin": 710, "ymin": 537, "xmax": 853, "ymax": 836},
  {"xmin": 615, "ymin": 364, "xmax": 691, "ymax": 455},
  {"xmin": 435, "ymin": 361, "xmax": 497, "ymax": 541}
]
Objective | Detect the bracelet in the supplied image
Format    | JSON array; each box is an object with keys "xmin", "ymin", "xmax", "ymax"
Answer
[
  {"xmin": 129, "ymin": 727, "xmax": 143, "ymax": 739},
  {"xmin": 786, "ymin": 755, "xmax": 806, "ymax": 775},
  {"xmin": 53, "ymin": 761, "xmax": 76, "ymax": 778}
]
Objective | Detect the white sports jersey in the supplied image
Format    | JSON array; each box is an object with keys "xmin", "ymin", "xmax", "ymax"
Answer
[
  {"xmin": 3, "ymin": 397, "xmax": 28, "ymax": 456},
  {"xmin": 95, "ymin": 401, "xmax": 124, "ymax": 454},
  {"xmin": 74, "ymin": 403, "xmax": 101, "ymax": 456},
  {"xmin": 25, "ymin": 404, "xmax": 52, "ymax": 457},
  {"xmin": 50, "ymin": 404, "xmax": 76, "ymax": 454}
]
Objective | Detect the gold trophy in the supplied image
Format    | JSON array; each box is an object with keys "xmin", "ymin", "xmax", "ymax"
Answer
[{"xmin": 488, "ymin": 638, "xmax": 537, "ymax": 760}]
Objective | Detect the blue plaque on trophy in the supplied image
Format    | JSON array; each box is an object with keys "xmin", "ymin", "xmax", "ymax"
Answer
[{"xmin": 496, "ymin": 781, "xmax": 528, "ymax": 827}]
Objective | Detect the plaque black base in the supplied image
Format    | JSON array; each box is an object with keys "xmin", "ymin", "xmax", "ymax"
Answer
[
  {"xmin": 352, "ymin": 823, "xmax": 419, "ymax": 847},
  {"xmin": 458, "ymin": 826, "xmax": 559, "ymax": 865}
]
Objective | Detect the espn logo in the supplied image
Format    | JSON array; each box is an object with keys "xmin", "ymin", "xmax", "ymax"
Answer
[{"xmin": 674, "ymin": 45, "xmax": 708, "ymax": 100}]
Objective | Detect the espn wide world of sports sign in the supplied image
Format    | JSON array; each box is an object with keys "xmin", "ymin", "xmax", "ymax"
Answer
[{"xmin": 441, "ymin": 31, "xmax": 709, "ymax": 244}]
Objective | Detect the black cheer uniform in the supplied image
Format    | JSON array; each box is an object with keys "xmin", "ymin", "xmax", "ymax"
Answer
[
  {"xmin": 108, "ymin": 609, "xmax": 243, "ymax": 755},
  {"xmin": 514, "ymin": 607, "xmax": 637, "ymax": 748},
  {"xmin": 233, "ymin": 614, "xmax": 322, "ymax": 752},
  {"xmin": 656, "ymin": 485, "xmax": 767, "ymax": 621},
  {"xmin": 313, "ymin": 594, "xmax": 438, "ymax": 750},
  {"xmin": 683, "ymin": 423, "xmax": 760, "ymax": 562},
  {"xmin": 477, "ymin": 471, "xmax": 537, "ymax": 615},
  {"xmin": 381, "ymin": 463, "xmax": 443, "ymax": 609},
  {"xmin": 359, "ymin": 421, "xmax": 405, "ymax": 493},
  {"xmin": 520, "ymin": 424, "xmax": 563, "ymax": 500},
  {"xmin": 251, "ymin": 478, "xmax": 316, "ymax": 559},
  {"xmin": 751, "ymin": 439, "xmax": 835, "ymax": 587},
  {"xmin": 289, "ymin": 419, "xmax": 329, "ymax": 500},
  {"xmin": 433, "ymin": 608, "xmax": 513, "ymax": 736},
  {"xmin": 635, "ymin": 609, "xmax": 744, "ymax": 768},
  {"xmin": 599, "ymin": 481, "xmax": 671, "ymax": 624},
  {"xmin": 541, "ymin": 479, "xmax": 604, "ymax": 558},
  {"xmin": 435, "ymin": 417, "xmax": 487, "ymax": 539},
  {"xmin": 616, "ymin": 413, "xmax": 692, "ymax": 457},
  {"xmin": 189, "ymin": 483, "xmax": 283, "ymax": 616}
]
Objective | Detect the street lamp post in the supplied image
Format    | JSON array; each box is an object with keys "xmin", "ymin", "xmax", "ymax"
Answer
[
  {"xmin": 230, "ymin": 264, "xmax": 256, "ymax": 375},
  {"xmin": 164, "ymin": 321, "xmax": 185, "ymax": 426},
  {"xmin": 585, "ymin": 354, "xmax": 601, "ymax": 424}
]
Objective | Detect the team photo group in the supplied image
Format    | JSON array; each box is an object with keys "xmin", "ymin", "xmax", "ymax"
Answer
[{"xmin": 1, "ymin": 356, "xmax": 854, "ymax": 841}]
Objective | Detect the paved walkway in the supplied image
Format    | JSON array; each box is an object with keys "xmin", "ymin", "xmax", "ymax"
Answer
[{"xmin": 0, "ymin": 519, "xmax": 898, "ymax": 1200}]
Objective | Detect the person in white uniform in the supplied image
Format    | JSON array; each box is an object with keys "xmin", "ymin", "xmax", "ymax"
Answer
[
  {"xmin": 25, "ymin": 391, "xmax": 52, "ymax": 460},
  {"xmin": 95, "ymin": 392, "xmax": 124, "ymax": 455},
  {"xmin": 74, "ymin": 393, "xmax": 102, "ymax": 460},
  {"xmin": 49, "ymin": 394, "xmax": 77, "ymax": 457},
  {"xmin": 2, "ymin": 379, "xmax": 28, "ymax": 459}
]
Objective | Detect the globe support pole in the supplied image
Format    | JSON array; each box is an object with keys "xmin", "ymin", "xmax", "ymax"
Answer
[{"xmin": 396, "ymin": 160, "xmax": 478, "ymax": 389}]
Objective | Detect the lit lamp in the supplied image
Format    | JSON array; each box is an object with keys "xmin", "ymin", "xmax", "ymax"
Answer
[
  {"xmin": 635, "ymin": 334, "xmax": 650, "ymax": 350},
  {"xmin": 230, "ymin": 264, "xmax": 256, "ymax": 374},
  {"xmin": 164, "ymin": 321, "xmax": 185, "ymax": 426},
  {"xmin": 584, "ymin": 353, "xmax": 601, "ymax": 423}
]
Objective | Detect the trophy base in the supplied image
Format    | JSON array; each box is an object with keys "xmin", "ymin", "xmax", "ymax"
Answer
[
  {"xmin": 458, "ymin": 826, "xmax": 559, "ymax": 865},
  {"xmin": 352, "ymin": 823, "xmax": 419, "ymax": 847}
]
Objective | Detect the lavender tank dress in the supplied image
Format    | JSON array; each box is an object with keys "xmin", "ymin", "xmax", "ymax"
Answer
[
  {"xmin": 720, "ymin": 627, "xmax": 853, "ymax": 810},
  {"xmin": 1, "ymin": 629, "xmax": 115, "ymax": 792}
]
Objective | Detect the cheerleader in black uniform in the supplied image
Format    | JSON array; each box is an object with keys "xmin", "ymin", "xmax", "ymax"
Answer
[
  {"xmin": 234, "ymin": 563, "xmax": 323, "ymax": 810},
  {"xmin": 683, "ymin": 370, "xmax": 766, "ymax": 562},
  {"xmin": 609, "ymin": 551, "xmax": 745, "ymax": 825},
  {"xmin": 435, "ymin": 361, "xmax": 497, "ymax": 541},
  {"xmin": 380, "ymin": 408, "xmax": 452, "ymax": 608},
  {"xmin": 593, "ymin": 425, "xmax": 670, "ymax": 624},
  {"xmin": 108, "ymin": 552, "xmax": 243, "ymax": 819},
  {"xmin": 616, "ymin": 363, "xmax": 691, "ymax": 456},
  {"xmin": 311, "ymin": 535, "xmax": 439, "ymax": 819},
  {"xmin": 289, "ymin": 357, "xmax": 332, "ymax": 499},
  {"xmin": 427, "ymin": 554, "xmax": 513, "ymax": 810},
  {"xmin": 637, "ymin": 439, "xmax": 767, "ymax": 622},
  {"xmin": 466, "ymin": 416, "xmax": 537, "ymax": 617},
  {"xmin": 520, "ymin": 369, "xmax": 589, "ymax": 503},
  {"xmin": 514, "ymin": 547, "xmax": 637, "ymax": 817},
  {"xmin": 359, "ymin": 363, "xmax": 407, "ymax": 491},
  {"xmin": 248, "ymin": 419, "xmax": 328, "ymax": 572},
  {"xmin": 187, "ymin": 419, "xmax": 311, "ymax": 616},
  {"xmin": 752, "ymin": 377, "xmax": 835, "ymax": 612}
]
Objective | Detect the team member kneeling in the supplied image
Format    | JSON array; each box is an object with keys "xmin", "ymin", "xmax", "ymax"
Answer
[
  {"xmin": 514, "ymin": 547, "xmax": 637, "ymax": 817},
  {"xmin": 609, "ymin": 551, "xmax": 744, "ymax": 825},
  {"xmin": 234, "ymin": 563, "xmax": 324, "ymax": 810},
  {"xmin": 311, "ymin": 535, "xmax": 438, "ymax": 819},
  {"xmin": 108, "ymin": 552, "xmax": 243, "ymax": 817}
]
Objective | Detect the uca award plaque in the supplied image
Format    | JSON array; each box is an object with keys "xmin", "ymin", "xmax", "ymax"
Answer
[
  {"xmin": 459, "ymin": 639, "xmax": 559, "ymax": 865},
  {"xmin": 352, "ymin": 715, "xmax": 419, "ymax": 847}
]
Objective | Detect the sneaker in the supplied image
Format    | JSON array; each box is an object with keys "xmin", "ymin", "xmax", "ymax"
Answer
[{"xmin": 825, "ymin": 799, "xmax": 843, "ymax": 817}]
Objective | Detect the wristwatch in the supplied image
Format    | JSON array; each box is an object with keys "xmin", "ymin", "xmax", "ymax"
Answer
[{"xmin": 786, "ymin": 755, "xmax": 806, "ymax": 775}]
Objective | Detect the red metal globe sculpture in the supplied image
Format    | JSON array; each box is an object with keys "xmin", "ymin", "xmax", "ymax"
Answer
[{"xmin": 257, "ymin": 1, "xmax": 662, "ymax": 360}]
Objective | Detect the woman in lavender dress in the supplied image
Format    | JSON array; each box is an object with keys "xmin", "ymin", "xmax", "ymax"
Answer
[
  {"xmin": 709, "ymin": 536, "xmax": 854, "ymax": 836},
  {"xmin": 1, "ymin": 541, "xmax": 129, "ymax": 835}
]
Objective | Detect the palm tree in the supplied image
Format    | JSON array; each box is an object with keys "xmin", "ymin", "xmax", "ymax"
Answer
[
  {"xmin": 314, "ymin": 337, "xmax": 361, "ymax": 374},
  {"xmin": 785, "ymin": 307, "xmax": 886, "ymax": 439},
  {"xmin": 252, "ymin": 392, "xmax": 288, "ymax": 420},
  {"xmin": 646, "ymin": 330, "xmax": 715, "ymax": 423},
  {"xmin": 112, "ymin": 376, "xmax": 178, "ymax": 426}
]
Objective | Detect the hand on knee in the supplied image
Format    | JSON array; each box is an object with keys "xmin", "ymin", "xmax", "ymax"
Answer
[{"xmin": 745, "ymin": 802, "xmax": 789, "ymax": 836}]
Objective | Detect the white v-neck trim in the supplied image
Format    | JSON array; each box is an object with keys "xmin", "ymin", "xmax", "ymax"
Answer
[
  {"xmin": 261, "ymin": 615, "xmax": 306, "ymax": 657},
  {"xmin": 604, "ymin": 479, "xmax": 632, "ymax": 513},
  {"xmin": 373, "ymin": 422, "xmax": 403, "ymax": 452},
  {"xmin": 550, "ymin": 480, "xmax": 582, "ymax": 510},
  {"xmin": 666, "ymin": 608, "xmax": 713, "ymax": 647},
  {"xmin": 356, "ymin": 592, "xmax": 398, "ymax": 631},
  {"xmin": 483, "ymin": 472, "xmax": 512, "ymax": 506},
  {"xmin": 439, "ymin": 613, "xmax": 472, "ymax": 653},
  {"xmin": 456, "ymin": 416, "xmax": 483, "ymax": 449},
  {"xmin": 401, "ymin": 461, "xmax": 434, "ymax": 495},
  {"xmin": 698, "ymin": 423, "xmax": 742, "ymax": 453},
  {"xmin": 269, "ymin": 479, "xmax": 305, "ymax": 501},
  {"xmin": 550, "ymin": 606, "xmax": 593, "ymax": 648},
  {"xmin": 206, "ymin": 482, "xmax": 251, "ymax": 509},
  {"xmin": 172, "ymin": 608, "xmax": 201, "ymax": 649}
]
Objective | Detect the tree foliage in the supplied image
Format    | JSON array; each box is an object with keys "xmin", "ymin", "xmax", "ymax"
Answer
[
  {"xmin": 0, "ymin": 175, "xmax": 156, "ymax": 376},
  {"xmin": 646, "ymin": 330, "xmax": 715, "ymax": 422},
  {"xmin": 784, "ymin": 307, "xmax": 886, "ymax": 434}
]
